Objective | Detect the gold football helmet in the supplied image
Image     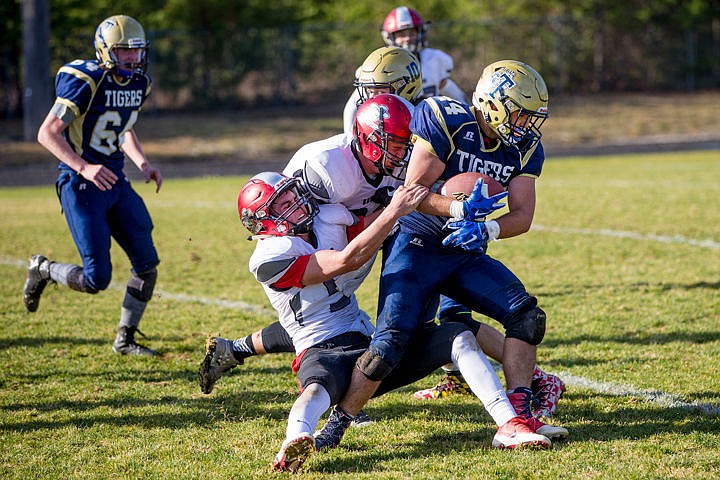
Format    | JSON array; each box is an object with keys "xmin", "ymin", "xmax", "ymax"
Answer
[
  {"xmin": 94, "ymin": 15, "xmax": 149, "ymax": 78},
  {"xmin": 472, "ymin": 60, "xmax": 549, "ymax": 152},
  {"xmin": 354, "ymin": 46, "xmax": 422, "ymax": 104}
]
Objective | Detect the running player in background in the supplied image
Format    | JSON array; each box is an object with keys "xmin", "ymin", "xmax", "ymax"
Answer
[
  {"xmin": 24, "ymin": 15, "xmax": 163, "ymax": 356},
  {"xmin": 381, "ymin": 5, "xmax": 468, "ymax": 102}
]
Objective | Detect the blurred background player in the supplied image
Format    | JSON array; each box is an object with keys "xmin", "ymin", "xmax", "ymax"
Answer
[
  {"xmin": 381, "ymin": 6, "xmax": 467, "ymax": 102},
  {"xmin": 24, "ymin": 15, "xmax": 163, "ymax": 356}
]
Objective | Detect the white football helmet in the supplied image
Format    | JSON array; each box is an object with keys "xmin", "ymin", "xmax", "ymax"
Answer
[{"xmin": 472, "ymin": 60, "xmax": 549, "ymax": 153}]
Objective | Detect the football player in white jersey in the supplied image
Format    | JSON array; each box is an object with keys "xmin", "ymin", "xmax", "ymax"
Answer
[
  {"xmin": 235, "ymin": 172, "xmax": 549, "ymax": 472},
  {"xmin": 381, "ymin": 6, "xmax": 468, "ymax": 102},
  {"xmin": 199, "ymin": 95, "xmax": 413, "ymax": 399}
]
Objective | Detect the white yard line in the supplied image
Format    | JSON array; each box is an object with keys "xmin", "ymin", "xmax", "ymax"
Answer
[
  {"xmin": 3, "ymin": 234, "xmax": 719, "ymax": 416},
  {"xmin": 532, "ymin": 224, "xmax": 720, "ymax": 249},
  {"xmin": 555, "ymin": 372, "xmax": 720, "ymax": 416}
]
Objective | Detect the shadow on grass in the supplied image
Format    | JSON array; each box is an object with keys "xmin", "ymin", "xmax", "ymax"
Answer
[
  {"xmin": 309, "ymin": 396, "xmax": 720, "ymax": 474},
  {"xmin": 0, "ymin": 335, "xmax": 106, "ymax": 350}
]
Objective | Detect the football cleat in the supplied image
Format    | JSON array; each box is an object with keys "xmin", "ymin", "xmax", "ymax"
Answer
[
  {"xmin": 112, "ymin": 325, "xmax": 159, "ymax": 356},
  {"xmin": 531, "ymin": 369, "xmax": 566, "ymax": 418},
  {"xmin": 314, "ymin": 405, "xmax": 354, "ymax": 451},
  {"xmin": 509, "ymin": 388, "xmax": 569, "ymax": 440},
  {"xmin": 413, "ymin": 372, "xmax": 472, "ymax": 399},
  {"xmin": 198, "ymin": 336, "xmax": 241, "ymax": 394},
  {"xmin": 350, "ymin": 409, "xmax": 374, "ymax": 427},
  {"xmin": 23, "ymin": 254, "xmax": 52, "ymax": 312},
  {"xmin": 492, "ymin": 416, "xmax": 551, "ymax": 449},
  {"xmin": 271, "ymin": 433, "xmax": 316, "ymax": 472}
]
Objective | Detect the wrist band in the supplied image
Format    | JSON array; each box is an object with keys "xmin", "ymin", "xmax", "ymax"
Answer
[
  {"xmin": 485, "ymin": 220, "xmax": 500, "ymax": 241},
  {"xmin": 449, "ymin": 200, "xmax": 464, "ymax": 219}
]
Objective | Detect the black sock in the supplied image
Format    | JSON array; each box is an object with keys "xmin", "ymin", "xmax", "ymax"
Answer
[{"xmin": 231, "ymin": 335, "xmax": 256, "ymax": 362}]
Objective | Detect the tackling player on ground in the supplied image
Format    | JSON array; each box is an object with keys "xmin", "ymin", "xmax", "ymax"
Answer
[{"xmin": 236, "ymin": 172, "xmax": 551, "ymax": 472}]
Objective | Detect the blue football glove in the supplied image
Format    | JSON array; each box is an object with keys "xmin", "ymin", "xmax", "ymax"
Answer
[
  {"xmin": 442, "ymin": 220, "xmax": 490, "ymax": 253},
  {"xmin": 462, "ymin": 178, "xmax": 508, "ymax": 221}
]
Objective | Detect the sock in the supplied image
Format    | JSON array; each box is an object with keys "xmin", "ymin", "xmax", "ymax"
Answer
[
  {"xmin": 232, "ymin": 335, "xmax": 256, "ymax": 362},
  {"xmin": 48, "ymin": 262, "xmax": 86, "ymax": 292},
  {"xmin": 120, "ymin": 293, "xmax": 147, "ymax": 328},
  {"xmin": 286, "ymin": 383, "xmax": 331, "ymax": 439},
  {"xmin": 451, "ymin": 330, "xmax": 516, "ymax": 426}
]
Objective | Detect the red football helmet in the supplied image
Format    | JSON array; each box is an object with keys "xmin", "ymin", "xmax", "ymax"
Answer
[
  {"xmin": 381, "ymin": 6, "xmax": 428, "ymax": 53},
  {"xmin": 237, "ymin": 172, "xmax": 318, "ymax": 237},
  {"xmin": 353, "ymin": 93, "xmax": 414, "ymax": 180}
]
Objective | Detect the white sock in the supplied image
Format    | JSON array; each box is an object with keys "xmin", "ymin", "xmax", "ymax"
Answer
[
  {"xmin": 451, "ymin": 330, "xmax": 516, "ymax": 426},
  {"xmin": 286, "ymin": 383, "xmax": 331, "ymax": 440}
]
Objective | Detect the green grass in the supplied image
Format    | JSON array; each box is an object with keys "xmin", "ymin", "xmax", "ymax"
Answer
[{"xmin": 1, "ymin": 150, "xmax": 719, "ymax": 479}]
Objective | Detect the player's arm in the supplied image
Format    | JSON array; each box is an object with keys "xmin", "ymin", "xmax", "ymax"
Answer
[
  {"xmin": 494, "ymin": 175, "xmax": 536, "ymax": 238},
  {"xmin": 37, "ymin": 110, "xmax": 118, "ymax": 191},
  {"xmin": 122, "ymin": 129, "xmax": 162, "ymax": 193},
  {"xmin": 301, "ymin": 184, "xmax": 428, "ymax": 285},
  {"xmin": 404, "ymin": 139, "xmax": 454, "ymax": 217}
]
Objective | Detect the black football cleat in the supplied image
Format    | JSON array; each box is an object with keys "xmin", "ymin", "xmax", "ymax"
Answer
[{"xmin": 23, "ymin": 255, "xmax": 52, "ymax": 312}]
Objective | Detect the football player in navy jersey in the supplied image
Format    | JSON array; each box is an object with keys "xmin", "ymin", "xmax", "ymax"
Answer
[
  {"xmin": 24, "ymin": 15, "xmax": 163, "ymax": 356},
  {"xmin": 315, "ymin": 60, "xmax": 569, "ymax": 450}
]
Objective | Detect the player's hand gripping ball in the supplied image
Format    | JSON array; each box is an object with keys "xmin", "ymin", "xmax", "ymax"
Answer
[
  {"xmin": 440, "ymin": 171, "xmax": 504, "ymax": 200},
  {"xmin": 441, "ymin": 172, "xmax": 507, "ymax": 221}
]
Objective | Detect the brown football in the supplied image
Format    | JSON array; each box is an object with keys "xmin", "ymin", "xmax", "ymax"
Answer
[{"xmin": 439, "ymin": 172, "xmax": 504, "ymax": 200}]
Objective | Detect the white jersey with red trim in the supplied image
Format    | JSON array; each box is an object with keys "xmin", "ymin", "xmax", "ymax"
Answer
[
  {"xmin": 283, "ymin": 133, "xmax": 401, "ymax": 218},
  {"xmin": 249, "ymin": 204, "xmax": 376, "ymax": 354}
]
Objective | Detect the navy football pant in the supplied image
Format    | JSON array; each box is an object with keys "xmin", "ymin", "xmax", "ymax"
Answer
[
  {"xmin": 57, "ymin": 172, "xmax": 159, "ymax": 291},
  {"xmin": 370, "ymin": 231, "xmax": 533, "ymax": 370}
]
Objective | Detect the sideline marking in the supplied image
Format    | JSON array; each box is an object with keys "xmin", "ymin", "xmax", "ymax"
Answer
[
  {"xmin": 532, "ymin": 224, "xmax": 720, "ymax": 249},
  {"xmin": 3, "ymin": 254, "xmax": 718, "ymax": 415}
]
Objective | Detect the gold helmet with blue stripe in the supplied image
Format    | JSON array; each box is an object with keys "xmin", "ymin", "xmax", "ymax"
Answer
[
  {"xmin": 94, "ymin": 15, "xmax": 149, "ymax": 78},
  {"xmin": 472, "ymin": 60, "xmax": 549, "ymax": 152},
  {"xmin": 354, "ymin": 46, "xmax": 422, "ymax": 104}
]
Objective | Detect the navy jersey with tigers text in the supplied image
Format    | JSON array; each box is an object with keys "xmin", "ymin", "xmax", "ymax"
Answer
[
  {"xmin": 53, "ymin": 59, "xmax": 151, "ymax": 174},
  {"xmin": 400, "ymin": 96, "xmax": 545, "ymax": 236}
]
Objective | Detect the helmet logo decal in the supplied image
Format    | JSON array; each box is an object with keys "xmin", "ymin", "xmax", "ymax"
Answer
[
  {"xmin": 356, "ymin": 103, "xmax": 389, "ymax": 131},
  {"xmin": 488, "ymin": 69, "xmax": 516, "ymax": 100}
]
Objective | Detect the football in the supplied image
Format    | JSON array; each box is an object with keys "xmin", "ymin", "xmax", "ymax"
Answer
[{"xmin": 439, "ymin": 172, "xmax": 504, "ymax": 200}]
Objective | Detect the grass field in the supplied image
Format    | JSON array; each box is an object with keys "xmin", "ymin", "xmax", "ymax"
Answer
[{"xmin": 1, "ymin": 150, "xmax": 719, "ymax": 479}]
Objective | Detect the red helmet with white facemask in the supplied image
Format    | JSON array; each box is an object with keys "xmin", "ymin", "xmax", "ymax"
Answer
[
  {"xmin": 381, "ymin": 6, "xmax": 428, "ymax": 53},
  {"xmin": 353, "ymin": 93, "xmax": 413, "ymax": 180},
  {"xmin": 237, "ymin": 172, "xmax": 318, "ymax": 237}
]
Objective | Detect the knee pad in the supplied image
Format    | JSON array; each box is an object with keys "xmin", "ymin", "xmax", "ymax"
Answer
[
  {"xmin": 504, "ymin": 306, "xmax": 546, "ymax": 346},
  {"xmin": 67, "ymin": 268, "xmax": 99, "ymax": 294},
  {"xmin": 356, "ymin": 349, "xmax": 394, "ymax": 381},
  {"xmin": 126, "ymin": 268, "xmax": 157, "ymax": 302}
]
